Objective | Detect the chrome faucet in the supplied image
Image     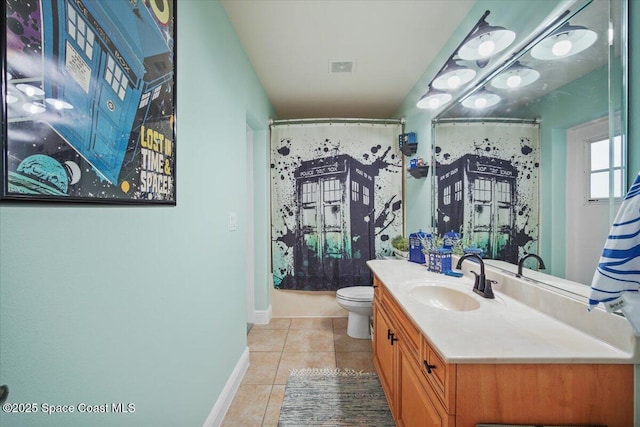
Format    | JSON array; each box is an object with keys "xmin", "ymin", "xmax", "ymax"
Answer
[
  {"xmin": 455, "ymin": 254, "xmax": 495, "ymax": 299},
  {"xmin": 517, "ymin": 254, "xmax": 546, "ymax": 278}
]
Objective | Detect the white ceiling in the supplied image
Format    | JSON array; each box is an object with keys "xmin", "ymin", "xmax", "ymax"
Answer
[{"xmin": 221, "ymin": 0, "xmax": 476, "ymax": 119}]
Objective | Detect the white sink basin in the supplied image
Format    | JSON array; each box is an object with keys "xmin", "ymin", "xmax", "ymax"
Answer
[{"xmin": 408, "ymin": 285, "xmax": 480, "ymax": 312}]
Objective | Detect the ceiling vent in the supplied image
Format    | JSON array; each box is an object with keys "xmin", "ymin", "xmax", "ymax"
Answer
[{"xmin": 330, "ymin": 60, "xmax": 355, "ymax": 73}]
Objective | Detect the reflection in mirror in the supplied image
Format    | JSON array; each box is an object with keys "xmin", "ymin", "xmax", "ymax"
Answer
[{"xmin": 431, "ymin": 0, "xmax": 628, "ymax": 298}]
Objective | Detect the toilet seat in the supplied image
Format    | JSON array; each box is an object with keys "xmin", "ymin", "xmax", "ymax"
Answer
[{"xmin": 336, "ymin": 286, "xmax": 374, "ymax": 302}]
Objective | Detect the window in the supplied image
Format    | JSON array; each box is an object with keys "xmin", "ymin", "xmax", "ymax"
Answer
[
  {"xmin": 496, "ymin": 181, "xmax": 511, "ymax": 204},
  {"xmin": 589, "ymin": 136, "xmax": 623, "ymax": 200},
  {"xmin": 454, "ymin": 180, "xmax": 462, "ymax": 201},
  {"xmin": 351, "ymin": 181, "xmax": 360, "ymax": 202},
  {"xmin": 139, "ymin": 92, "xmax": 151, "ymax": 109},
  {"xmin": 323, "ymin": 178, "xmax": 341, "ymax": 203},
  {"xmin": 443, "ymin": 185, "xmax": 451, "ymax": 206},
  {"xmin": 363, "ymin": 186, "xmax": 370, "ymax": 206},
  {"xmin": 67, "ymin": 3, "xmax": 95, "ymax": 59},
  {"xmin": 152, "ymin": 85, "xmax": 162, "ymax": 100},
  {"xmin": 302, "ymin": 182, "xmax": 317, "ymax": 204},
  {"xmin": 105, "ymin": 55, "xmax": 129, "ymax": 101},
  {"xmin": 473, "ymin": 178, "xmax": 492, "ymax": 202}
]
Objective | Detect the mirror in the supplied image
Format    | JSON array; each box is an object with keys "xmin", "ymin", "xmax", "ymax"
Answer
[{"xmin": 431, "ymin": 0, "xmax": 628, "ymax": 297}]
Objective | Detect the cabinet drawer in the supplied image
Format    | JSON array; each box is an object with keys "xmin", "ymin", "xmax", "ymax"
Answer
[
  {"xmin": 381, "ymin": 287, "xmax": 421, "ymax": 360},
  {"xmin": 421, "ymin": 336, "xmax": 456, "ymax": 411}
]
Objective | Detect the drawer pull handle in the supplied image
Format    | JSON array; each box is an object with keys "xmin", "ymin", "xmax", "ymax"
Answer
[
  {"xmin": 387, "ymin": 329, "xmax": 393, "ymax": 340},
  {"xmin": 390, "ymin": 334, "xmax": 399, "ymax": 345},
  {"xmin": 423, "ymin": 360, "xmax": 436, "ymax": 374}
]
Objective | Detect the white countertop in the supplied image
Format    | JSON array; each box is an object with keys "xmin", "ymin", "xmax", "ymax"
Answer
[{"xmin": 367, "ymin": 259, "xmax": 637, "ymax": 364}]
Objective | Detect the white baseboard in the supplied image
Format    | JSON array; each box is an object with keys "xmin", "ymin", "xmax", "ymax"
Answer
[
  {"xmin": 202, "ymin": 346, "xmax": 250, "ymax": 427},
  {"xmin": 253, "ymin": 305, "xmax": 272, "ymax": 325}
]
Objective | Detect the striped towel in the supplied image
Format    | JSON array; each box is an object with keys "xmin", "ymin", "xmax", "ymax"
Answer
[{"xmin": 588, "ymin": 171, "xmax": 640, "ymax": 336}]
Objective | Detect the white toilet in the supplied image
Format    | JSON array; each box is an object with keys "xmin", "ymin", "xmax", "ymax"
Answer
[{"xmin": 336, "ymin": 286, "xmax": 374, "ymax": 339}]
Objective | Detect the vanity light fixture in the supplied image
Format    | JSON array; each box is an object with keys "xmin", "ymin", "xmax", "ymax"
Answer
[
  {"xmin": 490, "ymin": 62, "xmax": 540, "ymax": 89},
  {"xmin": 457, "ymin": 13, "xmax": 516, "ymax": 61},
  {"xmin": 461, "ymin": 88, "xmax": 500, "ymax": 109},
  {"xmin": 22, "ymin": 102, "xmax": 46, "ymax": 114},
  {"xmin": 16, "ymin": 83, "xmax": 45, "ymax": 97},
  {"xmin": 415, "ymin": 10, "xmax": 511, "ymax": 111},
  {"xmin": 416, "ymin": 86, "xmax": 452, "ymax": 110},
  {"xmin": 432, "ymin": 60, "xmax": 476, "ymax": 90},
  {"xmin": 45, "ymin": 98, "xmax": 74, "ymax": 110},
  {"xmin": 530, "ymin": 22, "xmax": 597, "ymax": 60}
]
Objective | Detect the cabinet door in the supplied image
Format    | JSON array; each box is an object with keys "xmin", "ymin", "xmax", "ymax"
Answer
[
  {"xmin": 373, "ymin": 302, "xmax": 395, "ymax": 413},
  {"xmin": 397, "ymin": 343, "xmax": 453, "ymax": 427}
]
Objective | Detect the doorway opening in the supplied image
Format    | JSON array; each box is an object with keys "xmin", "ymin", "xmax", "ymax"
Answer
[{"xmin": 565, "ymin": 117, "xmax": 622, "ymax": 284}]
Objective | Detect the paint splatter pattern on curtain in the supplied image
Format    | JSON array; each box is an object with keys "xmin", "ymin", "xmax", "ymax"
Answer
[
  {"xmin": 434, "ymin": 122, "xmax": 540, "ymax": 263},
  {"xmin": 271, "ymin": 123, "xmax": 403, "ymax": 291}
]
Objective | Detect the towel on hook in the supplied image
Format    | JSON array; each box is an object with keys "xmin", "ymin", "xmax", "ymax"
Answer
[{"xmin": 588, "ymin": 171, "xmax": 640, "ymax": 336}]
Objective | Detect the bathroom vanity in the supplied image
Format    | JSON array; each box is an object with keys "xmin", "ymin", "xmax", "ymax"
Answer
[{"xmin": 368, "ymin": 259, "xmax": 636, "ymax": 427}]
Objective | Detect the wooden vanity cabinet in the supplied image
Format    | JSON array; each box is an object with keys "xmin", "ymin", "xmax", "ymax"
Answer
[
  {"xmin": 372, "ymin": 275, "xmax": 634, "ymax": 427},
  {"xmin": 373, "ymin": 294, "xmax": 396, "ymax": 413},
  {"xmin": 373, "ymin": 276, "xmax": 454, "ymax": 426}
]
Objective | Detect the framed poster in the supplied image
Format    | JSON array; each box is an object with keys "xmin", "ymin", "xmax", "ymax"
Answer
[{"xmin": 1, "ymin": 0, "xmax": 176, "ymax": 203}]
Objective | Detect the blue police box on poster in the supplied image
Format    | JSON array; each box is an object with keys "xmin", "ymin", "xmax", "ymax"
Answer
[{"xmin": 41, "ymin": 0, "xmax": 174, "ymax": 187}]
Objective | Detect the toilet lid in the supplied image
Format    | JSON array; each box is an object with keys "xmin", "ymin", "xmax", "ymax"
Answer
[{"xmin": 337, "ymin": 286, "xmax": 374, "ymax": 302}]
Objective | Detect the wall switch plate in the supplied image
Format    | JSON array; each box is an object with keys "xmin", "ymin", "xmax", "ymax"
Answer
[{"xmin": 229, "ymin": 212, "xmax": 237, "ymax": 231}]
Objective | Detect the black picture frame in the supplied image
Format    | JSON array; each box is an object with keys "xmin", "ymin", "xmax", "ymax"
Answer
[{"xmin": 1, "ymin": 0, "xmax": 177, "ymax": 204}]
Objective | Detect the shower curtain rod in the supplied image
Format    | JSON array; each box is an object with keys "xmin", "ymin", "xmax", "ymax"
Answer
[
  {"xmin": 432, "ymin": 117, "xmax": 540, "ymax": 125},
  {"xmin": 270, "ymin": 117, "xmax": 405, "ymax": 127}
]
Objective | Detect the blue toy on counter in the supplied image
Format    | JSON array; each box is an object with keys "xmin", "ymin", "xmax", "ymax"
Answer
[
  {"xmin": 442, "ymin": 230, "xmax": 461, "ymax": 249},
  {"xmin": 409, "ymin": 231, "xmax": 431, "ymax": 264},
  {"xmin": 428, "ymin": 247, "xmax": 452, "ymax": 273}
]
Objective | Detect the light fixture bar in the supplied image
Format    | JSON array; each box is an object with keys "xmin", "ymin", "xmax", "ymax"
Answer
[{"xmin": 416, "ymin": 10, "xmax": 515, "ymax": 111}]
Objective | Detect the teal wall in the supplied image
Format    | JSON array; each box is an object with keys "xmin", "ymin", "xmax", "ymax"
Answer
[{"xmin": 0, "ymin": 1, "xmax": 274, "ymax": 426}]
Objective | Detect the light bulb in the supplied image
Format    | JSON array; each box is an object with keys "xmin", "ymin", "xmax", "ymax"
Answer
[
  {"xmin": 552, "ymin": 39, "xmax": 572, "ymax": 57},
  {"xmin": 428, "ymin": 98, "xmax": 441, "ymax": 109},
  {"xmin": 478, "ymin": 39, "xmax": 496, "ymax": 57},
  {"xmin": 25, "ymin": 86, "xmax": 35, "ymax": 97},
  {"xmin": 506, "ymin": 74, "xmax": 522, "ymax": 88},
  {"xmin": 474, "ymin": 97, "xmax": 488, "ymax": 108},
  {"xmin": 23, "ymin": 102, "xmax": 45, "ymax": 114},
  {"xmin": 7, "ymin": 93, "xmax": 18, "ymax": 104},
  {"xmin": 447, "ymin": 75, "xmax": 461, "ymax": 89}
]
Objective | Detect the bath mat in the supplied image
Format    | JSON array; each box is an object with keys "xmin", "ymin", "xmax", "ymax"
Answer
[{"xmin": 278, "ymin": 368, "xmax": 394, "ymax": 427}]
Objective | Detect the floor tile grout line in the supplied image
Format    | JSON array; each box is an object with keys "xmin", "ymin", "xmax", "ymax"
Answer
[{"xmin": 231, "ymin": 319, "xmax": 375, "ymax": 426}]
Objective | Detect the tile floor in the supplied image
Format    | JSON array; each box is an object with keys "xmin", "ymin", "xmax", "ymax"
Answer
[{"xmin": 221, "ymin": 317, "xmax": 375, "ymax": 427}]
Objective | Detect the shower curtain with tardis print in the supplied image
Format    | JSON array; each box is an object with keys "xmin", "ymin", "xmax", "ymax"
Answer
[
  {"xmin": 271, "ymin": 122, "xmax": 403, "ymax": 291},
  {"xmin": 434, "ymin": 121, "xmax": 540, "ymax": 263}
]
